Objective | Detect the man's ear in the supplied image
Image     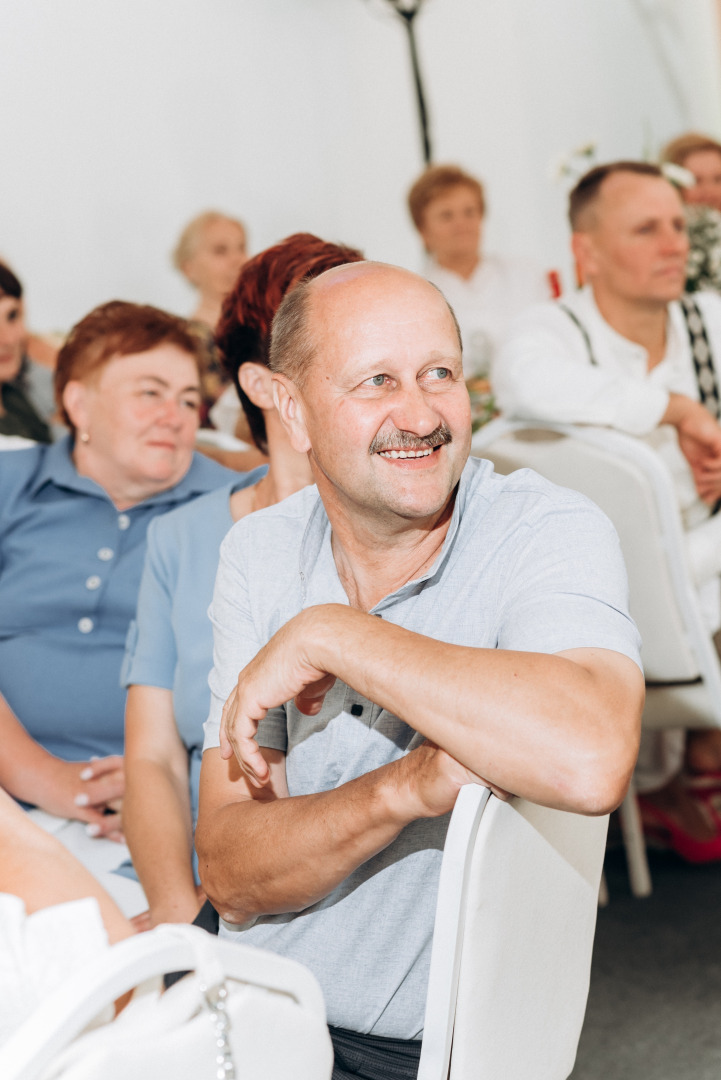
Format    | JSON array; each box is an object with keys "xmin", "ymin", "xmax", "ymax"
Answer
[
  {"xmin": 571, "ymin": 230, "xmax": 598, "ymax": 283},
  {"xmin": 272, "ymin": 373, "xmax": 311, "ymax": 453},
  {"xmin": 62, "ymin": 380, "xmax": 90, "ymax": 435},
  {"xmin": 238, "ymin": 362, "xmax": 275, "ymax": 410}
]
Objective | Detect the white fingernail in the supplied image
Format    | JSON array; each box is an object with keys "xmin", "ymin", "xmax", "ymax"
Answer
[
  {"xmin": 86, "ymin": 823, "xmax": 101, "ymax": 837},
  {"xmin": 74, "ymin": 793, "xmax": 89, "ymax": 807},
  {"xmin": 79, "ymin": 767, "xmax": 93, "ymax": 780}
]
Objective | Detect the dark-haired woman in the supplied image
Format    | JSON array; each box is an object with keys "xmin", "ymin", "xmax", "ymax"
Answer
[
  {"xmin": 0, "ymin": 300, "xmax": 247, "ymax": 832},
  {"xmin": 123, "ymin": 234, "xmax": 363, "ymax": 926},
  {"xmin": 0, "ymin": 263, "xmax": 54, "ymax": 443}
]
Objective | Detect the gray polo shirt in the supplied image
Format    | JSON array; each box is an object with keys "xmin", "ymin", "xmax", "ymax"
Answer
[{"xmin": 203, "ymin": 455, "xmax": 641, "ymax": 1039}]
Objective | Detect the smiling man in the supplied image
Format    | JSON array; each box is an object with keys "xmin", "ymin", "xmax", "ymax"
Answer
[
  {"xmin": 493, "ymin": 161, "xmax": 721, "ymax": 856},
  {"xmin": 196, "ymin": 262, "xmax": 643, "ymax": 1080}
]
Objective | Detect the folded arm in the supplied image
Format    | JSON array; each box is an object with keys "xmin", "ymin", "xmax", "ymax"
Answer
[
  {"xmin": 197, "ymin": 737, "xmax": 491, "ymax": 925},
  {"xmin": 218, "ymin": 606, "xmax": 643, "ymax": 815},
  {"xmin": 198, "ymin": 609, "xmax": 642, "ymax": 923}
]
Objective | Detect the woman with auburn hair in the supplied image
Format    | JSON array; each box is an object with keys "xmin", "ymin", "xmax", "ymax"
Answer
[
  {"xmin": 407, "ymin": 164, "xmax": 548, "ymax": 381},
  {"xmin": 0, "ymin": 301, "xmax": 247, "ymax": 834},
  {"xmin": 123, "ymin": 233, "xmax": 363, "ymax": 926}
]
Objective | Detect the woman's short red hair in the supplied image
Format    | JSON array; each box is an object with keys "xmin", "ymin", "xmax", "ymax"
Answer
[
  {"xmin": 55, "ymin": 300, "xmax": 209, "ymax": 431},
  {"xmin": 215, "ymin": 232, "xmax": 363, "ymax": 452}
]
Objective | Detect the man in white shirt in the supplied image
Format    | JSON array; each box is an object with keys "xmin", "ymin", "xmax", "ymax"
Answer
[{"xmin": 493, "ymin": 161, "xmax": 721, "ymax": 854}]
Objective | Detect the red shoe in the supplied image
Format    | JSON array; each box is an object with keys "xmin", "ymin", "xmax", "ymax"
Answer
[{"xmin": 637, "ymin": 794, "xmax": 721, "ymax": 864}]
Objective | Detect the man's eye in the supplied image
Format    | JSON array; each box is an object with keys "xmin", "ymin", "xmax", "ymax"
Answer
[
  {"xmin": 366, "ymin": 374, "xmax": 387, "ymax": 387},
  {"xmin": 427, "ymin": 367, "xmax": 450, "ymax": 380},
  {"xmin": 182, "ymin": 398, "xmax": 200, "ymax": 410}
]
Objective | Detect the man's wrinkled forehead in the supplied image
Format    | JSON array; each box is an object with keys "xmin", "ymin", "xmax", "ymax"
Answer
[{"xmin": 306, "ymin": 261, "xmax": 462, "ymax": 352}]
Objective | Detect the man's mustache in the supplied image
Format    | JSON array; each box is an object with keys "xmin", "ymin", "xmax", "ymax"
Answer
[{"xmin": 369, "ymin": 423, "xmax": 452, "ymax": 455}]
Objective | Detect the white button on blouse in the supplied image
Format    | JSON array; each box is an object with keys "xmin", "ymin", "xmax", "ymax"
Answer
[
  {"xmin": 85, "ymin": 576, "xmax": 101, "ymax": 591},
  {"xmin": 97, "ymin": 548, "xmax": 114, "ymax": 561},
  {"xmin": 117, "ymin": 514, "xmax": 131, "ymax": 530},
  {"xmin": 78, "ymin": 617, "xmax": 94, "ymax": 634}
]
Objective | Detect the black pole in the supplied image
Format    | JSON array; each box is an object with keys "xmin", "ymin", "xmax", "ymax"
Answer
[{"xmin": 396, "ymin": 9, "xmax": 432, "ymax": 165}]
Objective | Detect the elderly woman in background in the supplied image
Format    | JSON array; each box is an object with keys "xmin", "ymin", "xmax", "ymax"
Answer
[
  {"xmin": 663, "ymin": 132, "xmax": 721, "ymax": 213},
  {"xmin": 123, "ymin": 234, "xmax": 363, "ymax": 926},
  {"xmin": 173, "ymin": 210, "xmax": 248, "ymax": 332},
  {"xmin": 0, "ymin": 300, "xmax": 254, "ymax": 835},
  {"xmin": 172, "ymin": 211, "xmax": 249, "ymax": 428},
  {"xmin": 407, "ymin": 164, "xmax": 549, "ymax": 382},
  {"xmin": 0, "ymin": 262, "xmax": 55, "ymax": 442}
]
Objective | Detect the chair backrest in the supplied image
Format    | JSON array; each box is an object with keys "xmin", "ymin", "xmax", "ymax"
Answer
[
  {"xmin": 472, "ymin": 419, "xmax": 721, "ymax": 730},
  {"xmin": 418, "ymin": 785, "xmax": 608, "ymax": 1080}
]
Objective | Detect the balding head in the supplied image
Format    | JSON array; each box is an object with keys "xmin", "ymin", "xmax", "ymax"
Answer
[
  {"xmin": 268, "ymin": 261, "xmax": 471, "ymax": 529},
  {"xmin": 269, "ymin": 261, "xmax": 462, "ymax": 387}
]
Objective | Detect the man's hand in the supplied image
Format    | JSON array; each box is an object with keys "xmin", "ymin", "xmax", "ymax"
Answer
[
  {"xmin": 390, "ymin": 741, "xmax": 511, "ymax": 822},
  {"xmin": 665, "ymin": 395, "xmax": 721, "ymax": 503},
  {"xmin": 220, "ymin": 610, "xmax": 335, "ymax": 787}
]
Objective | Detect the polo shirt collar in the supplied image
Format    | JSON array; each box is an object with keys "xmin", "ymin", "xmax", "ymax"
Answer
[
  {"xmin": 29, "ymin": 435, "xmax": 230, "ymax": 506},
  {"xmin": 298, "ymin": 457, "xmax": 488, "ymax": 611}
]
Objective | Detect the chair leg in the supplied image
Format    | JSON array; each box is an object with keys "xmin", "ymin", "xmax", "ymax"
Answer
[{"xmin": 618, "ymin": 785, "xmax": 653, "ymax": 898}]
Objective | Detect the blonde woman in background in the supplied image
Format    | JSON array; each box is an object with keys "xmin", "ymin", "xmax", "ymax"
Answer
[
  {"xmin": 173, "ymin": 211, "xmax": 249, "ymax": 430},
  {"xmin": 173, "ymin": 211, "xmax": 248, "ymax": 331}
]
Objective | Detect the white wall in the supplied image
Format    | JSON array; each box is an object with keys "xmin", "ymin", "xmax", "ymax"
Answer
[{"xmin": 2, "ymin": 0, "xmax": 721, "ymax": 330}]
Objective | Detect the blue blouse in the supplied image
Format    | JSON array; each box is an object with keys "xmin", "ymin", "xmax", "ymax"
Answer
[
  {"xmin": 0, "ymin": 437, "xmax": 241, "ymax": 761},
  {"xmin": 121, "ymin": 471, "xmax": 266, "ymax": 830}
]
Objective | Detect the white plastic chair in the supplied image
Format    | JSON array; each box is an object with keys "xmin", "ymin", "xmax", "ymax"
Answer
[
  {"xmin": 471, "ymin": 418, "xmax": 721, "ymax": 896},
  {"xmin": 419, "ymin": 785, "xmax": 608, "ymax": 1080}
]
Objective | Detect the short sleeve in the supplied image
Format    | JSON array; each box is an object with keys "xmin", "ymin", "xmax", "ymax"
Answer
[
  {"xmin": 203, "ymin": 524, "xmax": 287, "ymax": 753},
  {"xmin": 121, "ymin": 516, "xmax": 177, "ymax": 690},
  {"xmin": 496, "ymin": 490, "xmax": 643, "ymax": 669}
]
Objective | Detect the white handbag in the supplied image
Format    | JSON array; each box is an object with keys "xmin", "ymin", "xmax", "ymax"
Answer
[{"xmin": 0, "ymin": 923, "xmax": 333, "ymax": 1080}]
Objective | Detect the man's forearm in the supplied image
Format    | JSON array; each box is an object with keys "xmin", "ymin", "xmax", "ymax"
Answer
[
  {"xmin": 304, "ymin": 608, "xmax": 641, "ymax": 814},
  {"xmin": 197, "ymin": 754, "xmax": 416, "ymax": 924}
]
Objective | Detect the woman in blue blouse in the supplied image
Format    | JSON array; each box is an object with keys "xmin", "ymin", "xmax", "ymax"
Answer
[
  {"xmin": 123, "ymin": 235, "xmax": 363, "ymax": 925},
  {"xmin": 0, "ymin": 300, "xmax": 246, "ymax": 837}
]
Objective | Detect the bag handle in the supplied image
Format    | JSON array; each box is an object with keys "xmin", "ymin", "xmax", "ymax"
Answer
[{"xmin": 0, "ymin": 924, "xmax": 326, "ymax": 1080}]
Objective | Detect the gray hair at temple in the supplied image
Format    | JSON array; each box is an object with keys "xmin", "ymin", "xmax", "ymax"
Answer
[{"xmin": 269, "ymin": 265, "xmax": 463, "ymax": 387}]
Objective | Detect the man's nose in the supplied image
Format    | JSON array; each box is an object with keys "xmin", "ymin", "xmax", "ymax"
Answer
[
  {"xmin": 389, "ymin": 382, "xmax": 441, "ymax": 436},
  {"xmin": 661, "ymin": 226, "xmax": 689, "ymax": 255}
]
